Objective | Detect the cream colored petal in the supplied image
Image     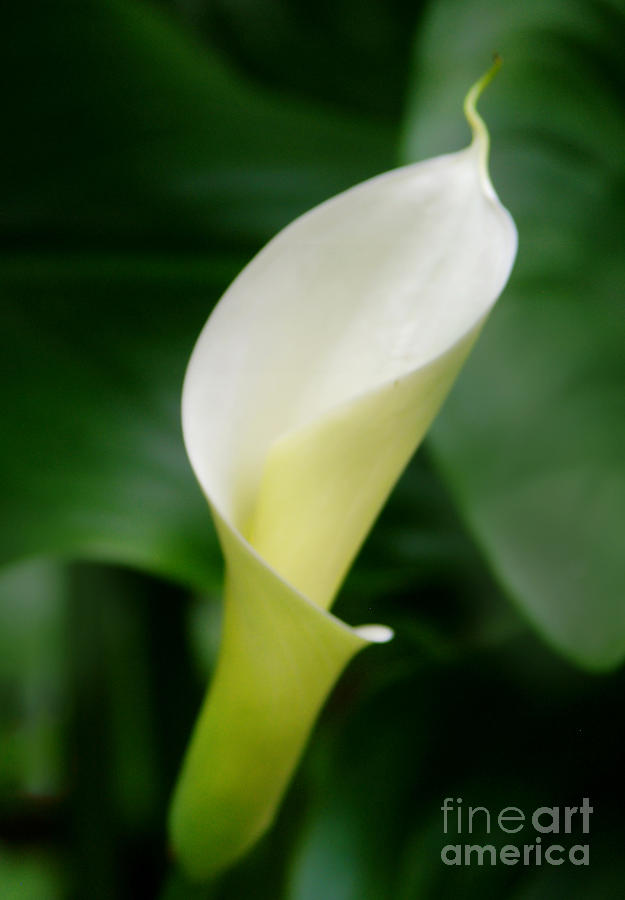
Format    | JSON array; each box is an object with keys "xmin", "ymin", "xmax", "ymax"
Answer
[
  {"xmin": 171, "ymin": 67, "xmax": 517, "ymax": 879},
  {"xmin": 169, "ymin": 509, "xmax": 390, "ymax": 879},
  {"xmin": 182, "ymin": 142, "xmax": 515, "ymax": 541}
]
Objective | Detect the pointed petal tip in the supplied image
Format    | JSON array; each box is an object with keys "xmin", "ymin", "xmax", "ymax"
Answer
[
  {"xmin": 463, "ymin": 55, "xmax": 503, "ymax": 173},
  {"xmin": 354, "ymin": 624, "xmax": 394, "ymax": 644},
  {"xmin": 463, "ymin": 54, "xmax": 502, "ymax": 134}
]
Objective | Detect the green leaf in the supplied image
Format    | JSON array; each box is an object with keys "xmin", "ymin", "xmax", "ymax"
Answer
[
  {"xmin": 0, "ymin": 256, "xmax": 230, "ymax": 587},
  {"xmin": 0, "ymin": 849, "xmax": 65, "ymax": 900},
  {"xmin": 159, "ymin": 0, "xmax": 427, "ymax": 121},
  {"xmin": 3, "ymin": 0, "xmax": 395, "ymax": 252},
  {"xmin": 1, "ymin": 0, "xmax": 396, "ymax": 582},
  {"xmin": 287, "ymin": 676, "xmax": 429, "ymax": 900},
  {"xmin": 0, "ymin": 561, "xmax": 67, "ymax": 797},
  {"xmin": 402, "ymin": 0, "xmax": 625, "ymax": 670}
]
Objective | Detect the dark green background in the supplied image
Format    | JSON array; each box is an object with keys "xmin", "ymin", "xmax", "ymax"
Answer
[{"xmin": 1, "ymin": 0, "xmax": 624, "ymax": 896}]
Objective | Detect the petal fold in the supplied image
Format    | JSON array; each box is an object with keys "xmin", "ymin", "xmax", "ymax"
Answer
[{"xmin": 171, "ymin": 66, "xmax": 517, "ymax": 878}]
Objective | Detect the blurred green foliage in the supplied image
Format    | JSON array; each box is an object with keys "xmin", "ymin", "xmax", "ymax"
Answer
[
  {"xmin": 403, "ymin": 0, "xmax": 625, "ymax": 671},
  {"xmin": 1, "ymin": 0, "xmax": 624, "ymax": 897}
]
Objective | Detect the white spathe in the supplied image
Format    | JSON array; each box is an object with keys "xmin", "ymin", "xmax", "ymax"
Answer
[{"xmin": 171, "ymin": 68, "xmax": 517, "ymax": 880}]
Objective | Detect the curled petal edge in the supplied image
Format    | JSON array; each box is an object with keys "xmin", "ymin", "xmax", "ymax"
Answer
[{"xmin": 170, "ymin": 61, "xmax": 517, "ymax": 880}]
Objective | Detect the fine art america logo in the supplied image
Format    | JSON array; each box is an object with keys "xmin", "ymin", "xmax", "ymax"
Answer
[{"xmin": 440, "ymin": 797, "xmax": 593, "ymax": 867}]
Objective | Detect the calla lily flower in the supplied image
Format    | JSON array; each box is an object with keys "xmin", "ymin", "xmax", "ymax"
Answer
[{"xmin": 170, "ymin": 61, "xmax": 517, "ymax": 879}]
